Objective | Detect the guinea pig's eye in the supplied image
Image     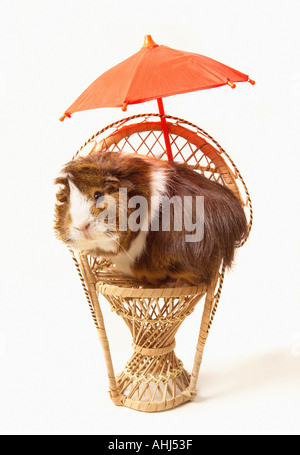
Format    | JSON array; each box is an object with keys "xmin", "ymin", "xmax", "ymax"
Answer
[{"xmin": 94, "ymin": 191, "xmax": 104, "ymax": 201}]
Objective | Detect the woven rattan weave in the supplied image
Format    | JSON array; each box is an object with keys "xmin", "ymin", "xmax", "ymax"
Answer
[{"xmin": 67, "ymin": 114, "xmax": 252, "ymax": 412}]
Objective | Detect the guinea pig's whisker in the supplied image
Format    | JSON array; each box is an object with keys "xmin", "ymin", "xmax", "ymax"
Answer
[{"xmin": 106, "ymin": 233, "xmax": 136, "ymax": 263}]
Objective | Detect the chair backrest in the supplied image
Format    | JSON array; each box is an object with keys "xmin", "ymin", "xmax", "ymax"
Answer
[{"xmin": 74, "ymin": 113, "xmax": 252, "ymax": 244}]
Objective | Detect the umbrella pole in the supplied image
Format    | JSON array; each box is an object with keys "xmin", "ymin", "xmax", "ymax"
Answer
[{"xmin": 157, "ymin": 98, "xmax": 173, "ymax": 161}]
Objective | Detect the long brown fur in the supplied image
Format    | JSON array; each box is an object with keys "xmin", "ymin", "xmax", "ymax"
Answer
[{"xmin": 54, "ymin": 151, "xmax": 248, "ymax": 286}]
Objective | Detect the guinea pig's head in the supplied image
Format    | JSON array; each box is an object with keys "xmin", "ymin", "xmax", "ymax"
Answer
[{"xmin": 54, "ymin": 152, "xmax": 152, "ymax": 253}]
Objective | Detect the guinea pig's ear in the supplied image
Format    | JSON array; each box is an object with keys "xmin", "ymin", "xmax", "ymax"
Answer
[
  {"xmin": 105, "ymin": 175, "xmax": 120, "ymax": 185},
  {"xmin": 120, "ymin": 180, "xmax": 135, "ymax": 191},
  {"xmin": 104, "ymin": 174, "xmax": 134, "ymax": 192}
]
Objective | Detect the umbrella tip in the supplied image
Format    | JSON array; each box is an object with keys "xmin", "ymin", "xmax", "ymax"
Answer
[
  {"xmin": 142, "ymin": 35, "xmax": 158, "ymax": 48},
  {"xmin": 227, "ymin": 81, "xmax": 236, "ymax": 89},
  {"xmin": 59, "ymin": 113, "xmax": 71, "ymax": 121}
]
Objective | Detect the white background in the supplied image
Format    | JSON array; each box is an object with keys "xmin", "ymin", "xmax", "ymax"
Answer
[{"xmin": 1, "ymin": 0, "xmax": 300, "ymax": 436}]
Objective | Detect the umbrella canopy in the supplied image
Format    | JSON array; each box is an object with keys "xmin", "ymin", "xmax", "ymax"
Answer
[
  {"xmin": 60, "ymin": 35, "xmax": 255, "ymax": 161},
  {"xmin": 60, "ymin": 35, "xmax": 254, "ymax": 119}
]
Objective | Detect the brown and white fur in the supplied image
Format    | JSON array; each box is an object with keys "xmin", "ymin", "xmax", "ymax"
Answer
[{"xmin": 54, "ymin": 151, "xmax": 248, "ymax": 286}]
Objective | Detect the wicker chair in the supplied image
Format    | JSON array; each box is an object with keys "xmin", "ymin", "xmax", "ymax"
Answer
[{"xmin": 67, "ymin": 114, "xmax": 252, "ymax": 412}]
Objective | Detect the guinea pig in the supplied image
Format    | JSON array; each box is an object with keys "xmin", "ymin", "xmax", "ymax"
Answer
[{"xmin": 54, "ymin": 151, "xmax": 248, "ymax": 286}]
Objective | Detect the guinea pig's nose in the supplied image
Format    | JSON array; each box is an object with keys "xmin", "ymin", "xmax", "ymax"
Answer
[
  {"xmin": 80, "ymin": 223, "xmax": 91, "ymax": 232},
  {"xmin": 76, "ymin": 223, "xmax": 92, "ymax": 239}
]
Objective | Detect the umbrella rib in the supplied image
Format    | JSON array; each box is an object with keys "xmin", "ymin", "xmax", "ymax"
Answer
[{"xmin": 122, "ymin": 49, "xmax": 147, "ymax": 105}]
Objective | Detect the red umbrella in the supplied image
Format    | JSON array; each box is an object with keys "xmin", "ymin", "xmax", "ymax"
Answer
[{"xmin": 60, "ymin": 35, "xmax": 255, "ymax": 160}]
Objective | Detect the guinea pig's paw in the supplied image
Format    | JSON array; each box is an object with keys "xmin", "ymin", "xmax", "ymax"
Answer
[{"xmin": 80, "ymin": 249, "xmax": 93, "ymax": 257}]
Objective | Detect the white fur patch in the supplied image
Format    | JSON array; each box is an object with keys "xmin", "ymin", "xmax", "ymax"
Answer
[
  {"xmin": 69, "ymin": 179, "xmax": 92, "ymax": 230},
  {"xmin": 113, "ymin": 231, "xmax": 148, "ymax": 276},
  {"xmin": 72, "ymin": 235, "xmax": 118, "ymax": 253},
  {"xmin": 149, "ymin": 166, "xmax": 168, "ymax": 224}
]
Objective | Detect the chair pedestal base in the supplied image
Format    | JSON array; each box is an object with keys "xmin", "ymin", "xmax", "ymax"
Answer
[{"xmin": 75, "ymin": 253, "xmax": 223, "ymax": 413}]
